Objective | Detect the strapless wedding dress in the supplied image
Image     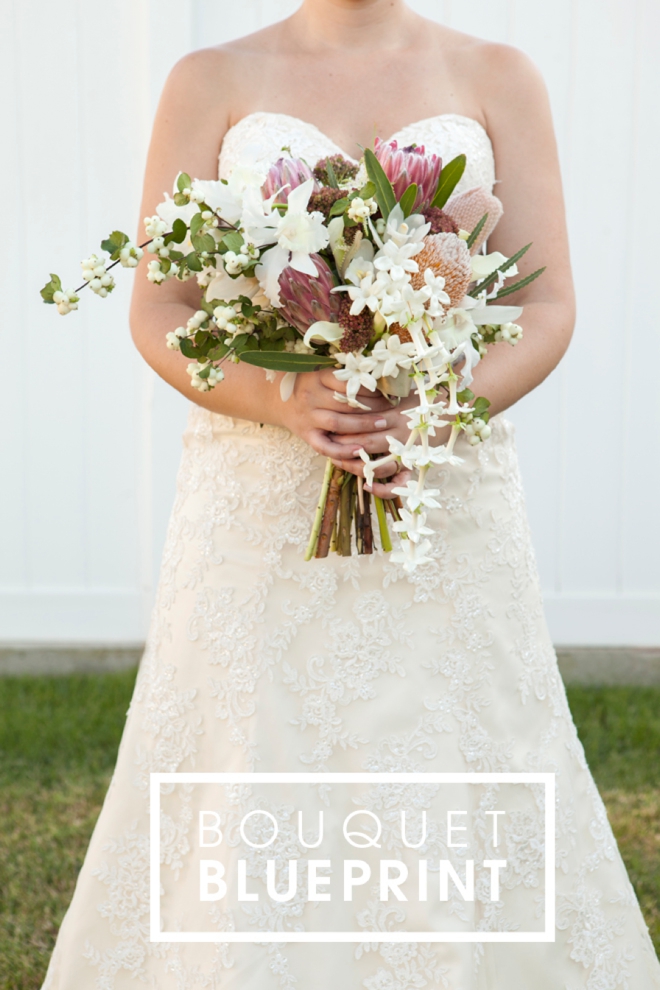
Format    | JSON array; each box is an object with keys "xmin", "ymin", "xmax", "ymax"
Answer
[{"xmin": 42, "ymin": 112, "xmax": 660, "ymax": 990}]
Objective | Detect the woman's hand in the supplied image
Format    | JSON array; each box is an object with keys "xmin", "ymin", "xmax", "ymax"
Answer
[{"xmin": 277, "ymin": 368, "xmax": 410, "ymax": 498}]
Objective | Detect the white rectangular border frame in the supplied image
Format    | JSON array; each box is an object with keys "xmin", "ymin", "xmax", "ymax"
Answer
[{"xmin": 150, "ymin": 772, "xmax": 555, "ymax": 943}]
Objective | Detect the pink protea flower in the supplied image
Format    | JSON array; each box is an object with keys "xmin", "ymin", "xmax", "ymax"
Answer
[
  {"xmin": 374, "ymin": 138, "xmax": 442, "ymax": 213},
  {"xmin": 278, "ymin": 254, "xmax": 341, "ymax": 333},
  {"xmin": 262, "ymin": 157, "xmax": 318, "ymax": 205}
]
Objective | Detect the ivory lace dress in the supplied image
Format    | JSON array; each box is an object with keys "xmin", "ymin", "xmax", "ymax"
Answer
[{"xmin": 42, "ymin": 112, "xmax": 660, "ymax": 990}]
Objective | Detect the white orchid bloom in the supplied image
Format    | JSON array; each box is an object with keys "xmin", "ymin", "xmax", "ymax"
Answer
[
  {"xmin": 333, "ymin": 352, "xmax": 379, "ymax": 406},
  {"xmin": 192, "ymin": 166, "xmax": 265, "ymax": 226},
  {"xmin": 434, "ymin": 307, "xmax": 477, "ymax": 349},
  {"xmin": 205, "ymin": 261, "xmax": 269, "ymax": 308},
  {"xmin": 276, "ymin": 180, "xmax": 329, "ymax": 262},
  {"xmin": 303, "ymin": 321, "xmax": 344, "ymax": 346},
  {"xmin": 392, "ymin": 480, "xmax": 442, "ymax": 511},
  {"xmin": 451, "ymin": 338, "xmax": 482, "ymax": 389},
  {"xmin": 471, "ymin": 251, "xmax": 519, "ymax": 281},
  {"xmin": 242, "ymin": 179, "xmax": 329, "ymax": 306},
  {"xmin": 460, "ymin": 296, "xmax": 524, "ymax": 326},
  {"xmin": 371, "ymin": 334, "xmax": 416, "ymax": 379}
]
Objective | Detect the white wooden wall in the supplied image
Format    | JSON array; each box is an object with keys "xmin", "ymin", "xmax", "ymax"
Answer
[{"xmin": 1, "ymin": 0, "xmax": 658, "ymax": 646}]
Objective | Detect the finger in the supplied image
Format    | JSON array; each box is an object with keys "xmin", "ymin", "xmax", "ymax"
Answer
[
  {"xmin": 331, "ymin": 431, "xmax": 401, "ymax": 454},
  {"xmin": 311, "ymin": 410, "xmax": 392, "ymax": 436},
  {"xmin": 367, "ymin": 469, "xmax": 412, "ymax": 499},
  {"xmin": 328, "ymin": 456, "xmax": 399, "ymax": 480}
]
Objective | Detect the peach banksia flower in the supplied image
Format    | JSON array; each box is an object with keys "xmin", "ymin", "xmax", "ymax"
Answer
[
  {"xmin": 444, "ymin": 186, "xmax": 504, "ymax": 254},
  {"xmin": 411, "ymin": 234, "xmax": 473, "ymax": 308},
  {"xmin": 375, "ymin": 138, "xmax": 442, "ymax": 213}
]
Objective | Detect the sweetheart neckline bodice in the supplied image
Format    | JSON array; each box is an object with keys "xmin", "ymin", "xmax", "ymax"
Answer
[
  {"xmin": 221, "ymin": 109, "xmax": 492, "ymax": 164},
  {"xmin": 218, "ymin": 109, "xmax": 497, "ymax": 195}
]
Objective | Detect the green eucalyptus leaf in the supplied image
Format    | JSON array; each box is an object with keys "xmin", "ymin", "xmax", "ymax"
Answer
[
  {"xmin": 238, "ymin": 351, "xmax": 337, "ymax": 373},
  {"xmin": 364, "ymin": 148, "xmax": 396, "ymax": 220},
  {"xmin": 171, "ymin": 218, "xmax": 188, "ymax": 243},
  {"xmin": 328, "ymin": 197, "xmax": 349, "ymax": 218},
  {"xmin": 399, "ymin": 183, "xmax": 418, "ymax": 217},
  {"xmin": 177, "ymin": 172, "xmax": 191, "ymax": 193},
  {"xmin": 466, "ymin": 213, "xmax": 489, "ymax": 250},
  {"xmin": 325, "ymin": 160, "xmax": 339, "ymax": 189},
  {"xmin": 40, "ymin": 273, "xmax": 62, "ymax": 303},
  {"xmin": 431, "ymin": 154, "xmax": 467, "ymax": 209},
  {"xmin": 220, "ymin": 230, "xmax": 244, "ymax": 253},
  {"xmin": 207, "ymin": 342, "xmax": 231, "ymax": 361},
  {"xmin": 492, "ymin": 266, "xmax": 546, "ymax": 299},
  {"xmin": 191, "ymin": 232, "xmax": 215, "ymax": 254},
  {"xmin": 190, "ymin": 213, "xmax": 205, "ymax": 238},
  {"xmin": 185, "ymin": 252, "xmax": 203, "ymax": 272}
]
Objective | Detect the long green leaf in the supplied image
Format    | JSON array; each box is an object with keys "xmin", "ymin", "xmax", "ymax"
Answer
[
  {"xmin": 238, "ymin": 351, "xmax": 337, "ymax": 373},
  {"xmin": 468, "ymin": 243, "xmax": 532, "ymax": 297},
  {"xmin": 492, "ymin": 266, "xmax": 546, "ymax": 299},
  {"xmin": 431, "ymin": 154, "xmax": 467, "ymax": 209},
  {"xmin": 399, "ymin": 183, "xmax": 418, "ymax": 217},
  {"xmin": 364, "ymin": 148, "xmax": 396, "ymax": 219},
  {"xmin": 466, "ymin": 213, "xmax": 488, "ymax": 250}
]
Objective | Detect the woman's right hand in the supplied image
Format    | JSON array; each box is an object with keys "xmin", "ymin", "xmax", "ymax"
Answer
[{"xmin": 276, "ymin": 369, "xmax": 411, "ymax": 497}]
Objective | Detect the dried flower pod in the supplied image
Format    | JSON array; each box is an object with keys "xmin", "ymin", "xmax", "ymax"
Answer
[
  {"xmin": 411, "ymin": 234, "xmax": 473, "ymax": 308},
  {"xmin": 337, "ymin": 296, "xmax": 374, "ymax": 352},
  {"xmin": 313, "ymin": 154, "xmax": 359, "ymax": 186},
  {"xmin": 307, "ymin": 186, "xmax": 346, "ymax": 219},
  {"xmin": 424, "ymin": 207, "xmax": 459, "ymax": 235},
  {"xmin": 374, "ymin": 138, "xmax": 442, "ymax": 213},
  {"xmin": 444, "ymin": 186, "xmax": 504, "ymax": 254},
  {"xmin": 278, "ymin": 255, "xmax": 341, "ymax": 333},
  {"xmin": 262, "ymin": 157, "xmax": 318, "ymax": 205}
]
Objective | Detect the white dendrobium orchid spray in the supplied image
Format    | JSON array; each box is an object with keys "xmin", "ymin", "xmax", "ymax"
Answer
[{"xmin": 42, "ymin": 139, "xmax": 545, "ymax": 569}]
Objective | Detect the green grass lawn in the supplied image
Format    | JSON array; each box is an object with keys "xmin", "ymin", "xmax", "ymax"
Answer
[{"xmin": 0, "ymin": 673, "xmax": 658, "ymax": 989}]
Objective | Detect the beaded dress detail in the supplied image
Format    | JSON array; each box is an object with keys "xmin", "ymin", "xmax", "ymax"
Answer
[{"xmin": 41, "ymin": 111, "xmax": 660, "ymax": 990}]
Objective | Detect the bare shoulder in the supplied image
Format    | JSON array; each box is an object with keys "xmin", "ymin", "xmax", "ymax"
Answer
[{"xmin": 468, "ymin": 41, "xmax": 550, "ymax": 129}]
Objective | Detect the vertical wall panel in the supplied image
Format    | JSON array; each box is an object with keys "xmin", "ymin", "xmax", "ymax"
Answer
[
  {"xmin": 0, "ymin": 2, "xmax": 28, "ymax": 587},
  {"xmin": 2, "ymin": 0, "xmax": 659, "ymax": 644},
  {"xmin": 619, "ymin": 0, "xmax": 660, "ymax": 595}
]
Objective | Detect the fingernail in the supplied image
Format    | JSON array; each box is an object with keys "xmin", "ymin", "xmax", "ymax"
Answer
[{"xmin": 374, "ymin": 418, "xmax": 387, "ymax": 428}]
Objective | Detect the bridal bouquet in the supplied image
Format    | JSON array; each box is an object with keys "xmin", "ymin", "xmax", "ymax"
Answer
[{"xmin": 42, "ymin": 140, "xmax": 543, "ymax": 571}]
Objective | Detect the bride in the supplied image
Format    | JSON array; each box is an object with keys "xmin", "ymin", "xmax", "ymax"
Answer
[{"xmin": 42, "ymin": 1, "xmax": 660, "ymax": 988}]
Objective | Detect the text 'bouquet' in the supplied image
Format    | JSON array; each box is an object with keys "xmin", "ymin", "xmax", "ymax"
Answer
[{"xmin": 42, "ymin": 140, "xmax": 544, "ymax": 572}]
